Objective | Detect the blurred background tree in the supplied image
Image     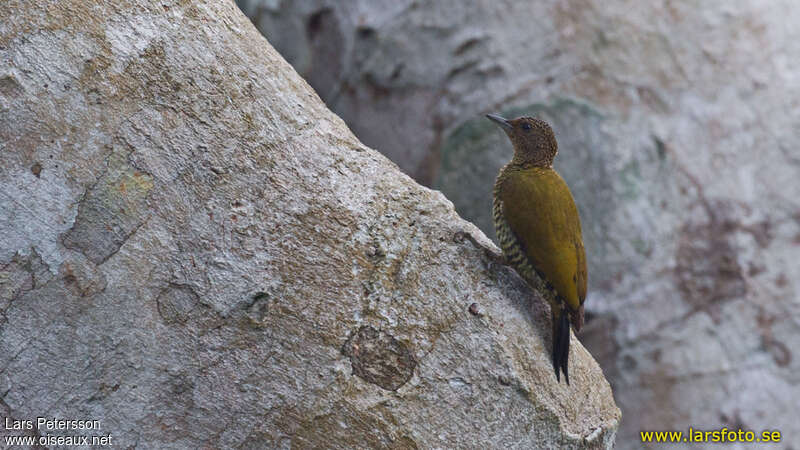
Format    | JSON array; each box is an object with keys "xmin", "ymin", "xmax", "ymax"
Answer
[{"xmin": 236, "ymin": 0, "xmax": 800, "ymax": 445}]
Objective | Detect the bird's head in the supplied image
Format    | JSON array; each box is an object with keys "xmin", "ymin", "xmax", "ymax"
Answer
[{"xmin": 486, "ymin": 114, "xmax": 558, "ymax": 167}]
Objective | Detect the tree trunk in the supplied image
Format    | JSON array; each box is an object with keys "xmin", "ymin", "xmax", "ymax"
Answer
[{"xmin": 0, "ymin": 1, "xmax": 619, "ymax": 447}]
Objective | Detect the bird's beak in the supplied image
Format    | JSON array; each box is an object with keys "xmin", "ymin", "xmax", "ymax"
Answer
[{"xmin": 486, "ymin": 113, "xmax": 512, "ymax": 130}]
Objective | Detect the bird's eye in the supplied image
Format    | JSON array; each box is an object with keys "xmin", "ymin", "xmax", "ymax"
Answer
[{"xmin": 521, "ymin": 122, "xmax": 532, "ymax": 131}]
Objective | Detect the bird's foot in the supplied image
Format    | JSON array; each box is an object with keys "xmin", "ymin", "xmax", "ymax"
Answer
[{"xmin": 453, "ymin": 231, "xmax": 507, "ymax": 265}]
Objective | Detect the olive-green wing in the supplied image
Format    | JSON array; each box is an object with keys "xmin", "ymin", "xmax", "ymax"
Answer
[{"xmin": 499, "ymin": 168, "xmax": 586, "ymax": 311}]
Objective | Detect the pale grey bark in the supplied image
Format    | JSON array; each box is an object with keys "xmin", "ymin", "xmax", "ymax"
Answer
[
  {"xmin": 238, "ymin": 1, "xmax": 800, "ymax": 447},
  {"xmin": 0, "ymin": 1, "xmax": 619, "ymax": 448}
]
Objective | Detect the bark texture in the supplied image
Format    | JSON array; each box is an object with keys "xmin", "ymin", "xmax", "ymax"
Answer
[
  {"xmin": 0, "ymin": 1, "xmax": 619, "ymax": 448},
  {"xmin": 237, "ymin": 0, "xmax": 800, "ymax": 447}
]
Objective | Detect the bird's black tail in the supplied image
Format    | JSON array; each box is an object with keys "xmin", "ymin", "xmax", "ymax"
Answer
[{"xmin": 551, "ymin": 308, "xmax": 571, "ymax": 385}]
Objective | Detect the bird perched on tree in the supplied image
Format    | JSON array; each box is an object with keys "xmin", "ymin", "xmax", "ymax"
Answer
[{"xmin": 487, "ymin": 113, "xmax": 586, "ymax": 384}]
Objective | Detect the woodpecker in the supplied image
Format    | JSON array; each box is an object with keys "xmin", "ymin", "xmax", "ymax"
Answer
[{"xmin": 487, "ymin": 113, "xmax": 587, "ymax": 384}]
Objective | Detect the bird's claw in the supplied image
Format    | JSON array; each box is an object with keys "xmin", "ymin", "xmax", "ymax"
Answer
[{"xmin": 453, "ymin": 231, "xmax": 507, "ymax": 265}]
